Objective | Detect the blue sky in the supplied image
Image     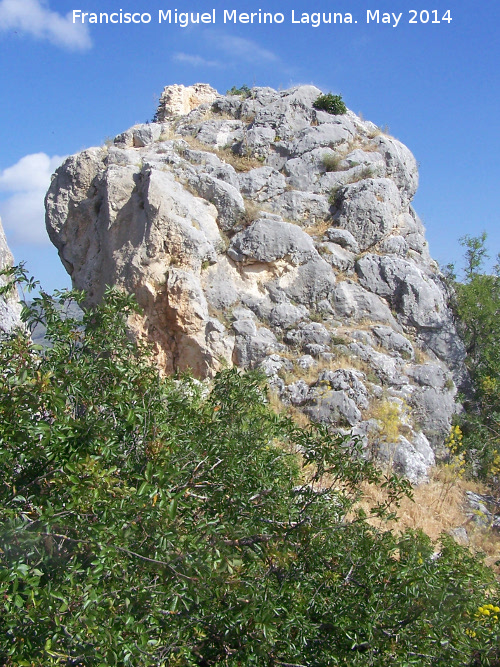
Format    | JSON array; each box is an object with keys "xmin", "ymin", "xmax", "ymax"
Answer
[{"xmin": 1, "ymin": 0, "xmax": 499, "ymax": 291}]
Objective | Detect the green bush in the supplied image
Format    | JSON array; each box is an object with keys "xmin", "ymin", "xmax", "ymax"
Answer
[
  {"xmin": 0, "ymin": 268, "xmax": 499, "ymax": 666},
  {"xmin": 445, "ymin": 234, "xmax": 500, "ymax": 487},
  {"xmin": 226, "ymin": 85, "xmax": 251, "ymax": 98},
  {"xmin": 313, "ymin": 92, "xmax": 347, "ymax": 115}
]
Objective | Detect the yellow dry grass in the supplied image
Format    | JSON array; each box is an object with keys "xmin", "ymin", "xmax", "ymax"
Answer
[
  {"xmin": 278, "ymin": 352, "xmax": 374, "ymax": 387},
  {"xmin": 303, "ymin": 219, "xmax": 331, "ymax": 239},
  {"xmin": 357, "ymin": 467, "xmax": 500, "ymax": 574},
  {"xmin": 217, "ymin": 147, "xmax": 264, "ymax": 172},
  {"xmin": 267, "ymin": 390, "xmax": 311, "ymax": 428}
]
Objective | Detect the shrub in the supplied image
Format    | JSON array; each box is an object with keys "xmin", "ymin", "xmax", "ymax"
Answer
[
  {"xmin": 226, "ymin": 84, "xmax": 251, "ymax": 98},
  {"xmin": 313, "ymin": 92, "xmax": 347, "ymax": 115},
  {"xmin": 446, "ymin": 234, "xmax": 500, "ymax": 487},
  {"xmin": 0, "ymin": 268, "xmax": 499, "ymax": 666}
]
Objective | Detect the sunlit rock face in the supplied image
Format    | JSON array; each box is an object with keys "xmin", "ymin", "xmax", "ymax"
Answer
[
  {"xmin": 0, "ymin": 217, "xmax": 21, "ymax": 334},
  {"xmin": 46, "ymin": 84, "xmax": 468, "ymax": 483}
]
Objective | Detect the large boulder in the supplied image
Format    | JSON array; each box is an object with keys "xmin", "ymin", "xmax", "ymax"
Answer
[
  {"xmin": 155, "ymin": 83, "xmax": 219, "ymax": 120},
  {"xmin": 45, "ymin": 83, "xmax": 468, "ymax": 481}
]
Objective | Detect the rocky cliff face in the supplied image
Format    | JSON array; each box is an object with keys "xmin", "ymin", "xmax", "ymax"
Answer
[
  {"xmin": 45, "ymin": 83, "xmax": 468, "ymax": 482},
  {"xmin": 0, "ymin": 217, "xmax": 21, "ymax": 333}
]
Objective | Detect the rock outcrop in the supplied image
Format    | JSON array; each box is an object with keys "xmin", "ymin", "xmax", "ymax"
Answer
[
  {"xmin": 0, "ymin": 217, "xmax": 21, "ymax": 333},
  {"xmin": 155, "ymin": 83, "xmax": 219, "ymax": 121},
  {"xmin": 45, "ymin": 83, "xmax": 468, "ymax": 483}
]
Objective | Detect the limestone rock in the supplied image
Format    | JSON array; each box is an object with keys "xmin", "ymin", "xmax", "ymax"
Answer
[
  {"xmin": 45, "ymin": 83, "xmax": 470, "ymax": 480},
  {"xmin": 228, "ymin": 218, "xmax": 317, "ymax": 265},
  {"xmin": 333, "ymin": 178, "xmax": 402, "ymax": 251},
  {"xmin": 155, "ymin": 83, "xmax": 219, "ymax": 120},
  {"xmin": 0, "ymin": 218, "xmax": 22, "ymax": 333},
  {"xmin": 389, "ymin": 433, "xmax": 435, "ymax": 485},
  {"xmin": 305, "ymin": 389, "xmax": 362, "ymax": 427}
]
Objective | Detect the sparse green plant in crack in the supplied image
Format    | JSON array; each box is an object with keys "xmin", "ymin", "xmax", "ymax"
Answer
[
  {"xmin": 313, "ymin": 92, "xmax": 347, "ymax": 115},
  {"xmin": 235, "ymin": 199, "xmax": 264, "ymax": 231},
  {"xmin": 331, "ymin": 334, "xmax": 349, "ymax": 346},
  {"xmin": 322, "ymin": 153, "xmax": 344, "ymax": 173},
  {"xmin": 342, "ymin": 165, "xmax": 375, "ymax": 185},
  {"xmin": 358, "ymin": 165, "xmax": 375, "ymax": 180},
  {"xmin": 328, "ymin": 184, "xmax": 345, "ymax": 207}
]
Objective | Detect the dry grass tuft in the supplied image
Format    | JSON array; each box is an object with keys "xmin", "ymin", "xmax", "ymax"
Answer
[
  {"xmin": 303, "ymin": 219, "xmax": 332, "ymax": 239},
  {"xmin": 217, "ymin": 147, "xmax": 264, "ymax": 172},
  {"xmin": 237, "ymin": 199, "xmax": 266, "ymax": 229},
  {"xmin": 267, "ymin": 390, "xmax": 311, "ymax": 428},
  {"xmin": 278, "ymin": 352, "xmax": 374, "ymax": 387},
  {"xmin": 173, "ymin": 134, "xmax": 264, "ymax": 171},
  {"xmin": 174, "ymin": 134, "xmax": 218, "ymax": 155},
  {"xmin": 356, "ymin": 468, "xmax": 500, "ymax": 574}
]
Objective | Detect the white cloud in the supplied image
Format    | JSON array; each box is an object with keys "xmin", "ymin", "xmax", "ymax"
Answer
[
  {"xmin": 173, "ymin": 52, "xmax": 222, "ymax": 68},
  {"xmin": 210, "ymin": 34, "xmax": 279, "ymax": 64},
  {"xmin": 0, "ymin": 153, "xmax": 66, "ymax": 245},
  {"xmin": 0, "ymin": 0, "xmax": 91, "ymax": 50}
]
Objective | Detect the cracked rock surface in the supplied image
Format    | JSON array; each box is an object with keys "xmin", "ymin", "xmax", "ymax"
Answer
[{"xmin": 45, "ymin": 83, "xmax": 468, "ymax": 483}]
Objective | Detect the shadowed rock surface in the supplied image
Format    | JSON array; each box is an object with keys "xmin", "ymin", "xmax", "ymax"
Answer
[{"xmin": 45, "ymin": 83, "xmax": 468, "ymax": 483}]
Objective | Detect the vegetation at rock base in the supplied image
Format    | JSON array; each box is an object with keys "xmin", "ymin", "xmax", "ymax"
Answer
[
  {"xmin": 313, "ymin": 93, "xmax": 347, "ymax": 115},
  {"xmin": 1, "ymin": 267, "xmax": 500, "ymax": 666},
  {"xmin": 445, "ymin": 234, "xmax": 500, "ymax": 488}
]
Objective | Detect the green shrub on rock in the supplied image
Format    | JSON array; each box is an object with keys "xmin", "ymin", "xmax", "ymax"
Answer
[
  {"xmin": 313, "ymin": 92, "xmax": 347, "ymax": 115},
  {"xmin": 0, "ymin": 268, "xmax": 499, "ymax": 666},
  {"xmin": 226, "ymin": 84, "xmax": 251, "ymax": 98}
]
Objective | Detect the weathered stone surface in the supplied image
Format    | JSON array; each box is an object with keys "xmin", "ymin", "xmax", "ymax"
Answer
[
  {"xmin": 334, "ymin": 178, "xmax": 402, "ymax": 251},
  {"xmin": 318, "ymin": 243, "xmax": 355, "ymax": 273},
  {"xmin": 355, "ymin": 253, "xmax": 466, "ymax": 376},
  {"xmin": 269, "ymin": 190, "xmax": 331, "ymax": 223},
  {"xmin": 284, "ymin": 322, "xmax": 331, "ymax": 348},
  {"xmin": 155, "ymin": 83, "xmax": 219, "ymax": 120},
  {"xmin": 238, "ymin": 167, "xmax": 286, "ymax": 201},
  {"xmin": 188, "ymin": 173, "xmax": 245, "ymax": 231},
  {"xmin": 373, "ymin": 135, "xmax": 419, "ymax": 206},
  {"xmin": 282, "ymin": 258, "xmax": 336, "ymax": 305},
  {"xmin": 408, "ymin": 385, "xmax": 456, "ymax": 449},
  {"xmin": 45, "ymin": 83, "xmax": 469, "ymax": 478},
  {"xmin": 233, "ymin": 321, "xmax": 279, "ymax": 368},
  {"xmin": 258, "ymin": 353, "xmax": 293, "ymax": 378},
  {"xmin": 316, "ymin": 368, "xmax": 369, "ymax": 409},
  {"xmin": 372, "ymin": 326, "xmax": 414, "ymax": 359},
  {"xmin": 390, "ymin": 433, "xmax": 435, "ymax": 484},
  {"xmin": 284, "ymin": 379, "xmax": 311, "ymax": 406},
  {"xmin": 305, "ymin": 389, "xmax": 362, "ymax": 427},
  {"xmin": 332, "ymin": 281, "xmax": 400, "ymax": 328},
  {"xmin": 324, "ymin": 228, "xmax": 359, "ymax": 253},
  {"xmin": 228, "ymin": 219, "xmax": 317, "ymax": 265},
  {"xmin": 0, "ymin": 218, "xmax": 21, "ymax": 333}
]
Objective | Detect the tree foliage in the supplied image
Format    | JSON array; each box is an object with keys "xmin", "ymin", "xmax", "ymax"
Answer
[
  {"xmin": 446, "ymin": 234, "xmax": 500, "ymax": 484},
  {"xmin": 0, "ymin": 269, "xmax": 499, "ymax": 666}
]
